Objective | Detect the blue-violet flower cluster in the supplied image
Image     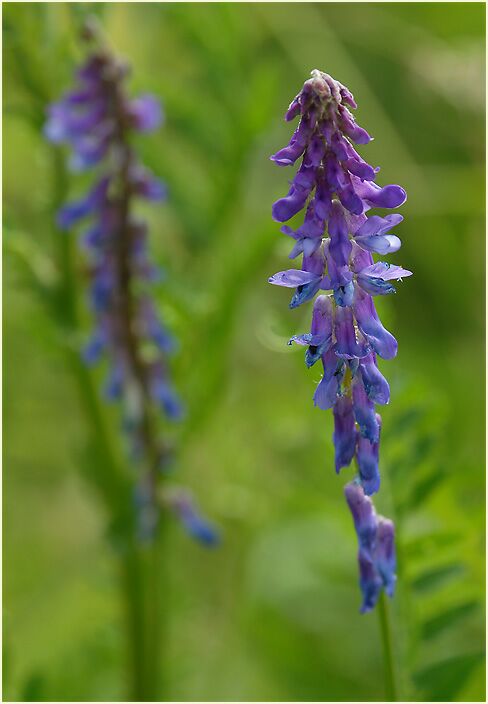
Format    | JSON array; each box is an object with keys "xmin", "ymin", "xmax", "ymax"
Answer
[
  {"xmin": 269, "ymin": 70, "xmax": 411, "ymax": 612},
  {"xmin": 45, "ymin": 42, "xmax": 217, "ymax": 545}
]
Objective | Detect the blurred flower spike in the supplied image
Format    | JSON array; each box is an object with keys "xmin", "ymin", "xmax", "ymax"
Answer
[
  {"xmin": 269, "ymin": 70, "xmax": 410, "ymax": 611},
  {"xmin": 45, "ymin": 21, "xmax": 216, "ymax": 545}
]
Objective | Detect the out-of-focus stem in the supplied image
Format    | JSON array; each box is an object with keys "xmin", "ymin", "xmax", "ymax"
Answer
[{"xmin": 110, "ymin": 72, "xmax": 166, "ymax": 700}]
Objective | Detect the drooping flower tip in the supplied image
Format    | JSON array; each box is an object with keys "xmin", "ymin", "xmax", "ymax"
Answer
[
  {"xmin": 358, "ymin": 549, "xmax": 383, "ymax": 613},
  {"xmin": 345, "ymin": 481, "xmax": 397, "ymax": 612},
  {"xmin": 375, "ymin": 518, "xmax": 396, "ymax": 597}
]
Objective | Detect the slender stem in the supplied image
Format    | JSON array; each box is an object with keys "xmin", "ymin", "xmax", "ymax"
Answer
[
  {"xmin": 378, "ymin": 591, "xmax": 398, "ymax": 701},
  {"xmin": 122, "ymin": 540, "xmax": 146, "ymax": 700}
]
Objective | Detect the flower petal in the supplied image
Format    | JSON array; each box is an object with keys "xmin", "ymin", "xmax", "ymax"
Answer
[
  {"xmin": 352, "ymin": 373, "xmax": 380, "ymax": 443},
  {"xmin": 360, "ymin": 262, "xmax": 413, "ymax": 281},
  {"xmin": 353, "ymin": 286, "xmax": 398, "ymax": 360},
  {"xmin": 359, "ymin": 354, "xmax": 390, "ymax": 405},
  {"xmin": 354, "ymin": 234, "xmax": 402, "ymax": 255},
  {"xmin": 355, "ymin": 214, "xmax": 404, "ymax": 238},
  {"xmin": 356, "ymin": 414, "xmax": 381, "ymax": 496},
  {"xmin": 333, "ymin": 395, "xmax": 357, "ymax": 473},
  {"xmin": 375, "ymin": 518, "xmax": 396, "ymax": 597},
  {"xmin": 268, "ymin": 269, "xmax": 319, "ymax": 287}
]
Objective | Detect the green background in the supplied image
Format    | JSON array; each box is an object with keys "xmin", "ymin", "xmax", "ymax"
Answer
[{"xmin": 3, "ymin": 2, "xmax": 485, "ymax": 701}]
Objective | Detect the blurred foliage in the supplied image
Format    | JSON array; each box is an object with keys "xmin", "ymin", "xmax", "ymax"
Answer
[{"xmin": 3, "ymin": 2, "xmax": 485, "ymax": 702}]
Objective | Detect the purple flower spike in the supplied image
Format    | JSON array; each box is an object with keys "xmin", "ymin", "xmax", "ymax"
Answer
[
  {"xmin": 269, "ymin": 69, "xmax": 408, "ymax": 611},
  {"xmin": 45, "ymin": 39, "xmax": 212, "ymax": 544}
]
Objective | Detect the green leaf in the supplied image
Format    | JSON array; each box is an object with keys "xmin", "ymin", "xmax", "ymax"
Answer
[
  {"xmin": 414, "ymin": 652, "xmax": 484, "ymax": 701},
  {"xmin": 404, "ymin": 532, "xmax": 461, "ymax": 560},
  {"xmin": 411, "ymin": 563, "xmax": 464, "ymax": 592},
  {"xmin": 21, "ymin": 671, "xmax": 46, "ymax": 702},
  {"xmin": 401, "ymin": 466, "xmax": 447, "ymax": 511},
  {"xmin": 421, "ymin": 601, "xmax": 480, "ymax": 640}
]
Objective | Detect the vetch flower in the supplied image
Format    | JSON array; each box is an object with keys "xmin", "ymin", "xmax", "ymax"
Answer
[
  {"xmin": 46, "ymin": 34, "xmax": 214, "ymax": 545},
  {"xmin": 357, "ymin": 262, "xmax": 412, "ymax": 296},
  {"xmin": 268, "ymin": 69, "xmax": 409, "ymax": 610},
  {"xmin": 288, "ymin": 294, "xmax": 333, "ymax": 367}
]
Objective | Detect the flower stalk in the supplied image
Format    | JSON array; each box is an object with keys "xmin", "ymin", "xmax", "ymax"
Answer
[{"xmin": 378, "ymin": 590, "xmax": 398, "ymax": 700}]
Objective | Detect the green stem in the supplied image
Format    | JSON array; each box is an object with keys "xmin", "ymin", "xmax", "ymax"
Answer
[
  {"xmin": 121, "ymin": 533, "xmax": 164, "ymax": 702},
  {"xmin": 122, "ymin": 540, "xmax": 147, "ymax": 700},
  {"xmin": 378, "ymin": 591, "xmax": 398, "ymax": 701}
]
